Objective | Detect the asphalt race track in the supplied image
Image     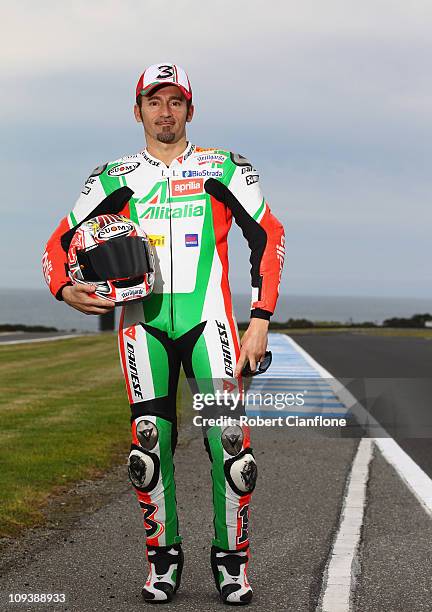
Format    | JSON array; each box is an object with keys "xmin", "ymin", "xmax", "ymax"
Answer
[
  {"xmin": 1, "ymin": 331, "xmax": 431, "ymax": 611},
  {"xmin": 293, "ymin": 332, "xmax": 432, "ymax": 478}
]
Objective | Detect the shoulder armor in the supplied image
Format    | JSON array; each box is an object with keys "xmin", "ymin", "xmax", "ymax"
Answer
[
  {"xmin": 230, "ymin": 152, "xmax": 252, "ymax": 167},
  {"xmin": 88, "ymin": 163, "xmax": 107, "ymax": 178}
]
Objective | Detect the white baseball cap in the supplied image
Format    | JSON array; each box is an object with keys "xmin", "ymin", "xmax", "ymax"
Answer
[{"xmin": 135, "ymin": 63, "xmax": 192, "ymax": 102}]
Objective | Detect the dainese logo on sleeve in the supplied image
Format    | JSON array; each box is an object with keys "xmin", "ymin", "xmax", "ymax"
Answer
[
  {"xmin": 185, "ymin": 233, "xmax": 199, "ymax": 247},
  {"xmin": 81, "ymin": 177, "xmax": 96, "ymax": 195}
]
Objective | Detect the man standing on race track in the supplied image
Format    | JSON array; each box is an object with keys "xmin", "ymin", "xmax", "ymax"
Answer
[{"xmin": 43, "ymin": 63, "xmax": 285, "ymax": 605}]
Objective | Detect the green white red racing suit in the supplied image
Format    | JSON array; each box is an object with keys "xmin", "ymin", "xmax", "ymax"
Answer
[{"xmin": 43, "ymin": 142, "xmax": 285, "ymax": 552}]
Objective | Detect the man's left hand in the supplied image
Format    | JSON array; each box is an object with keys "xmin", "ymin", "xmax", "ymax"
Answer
[{"xmin": 234, "ymin": 318, "xmax": 269, "ymax": 378}]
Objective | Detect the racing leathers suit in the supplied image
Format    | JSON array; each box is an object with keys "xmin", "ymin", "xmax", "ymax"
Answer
[{"xmin": 43, "ymin": 142, "xmax": 285, "ymax": 552}]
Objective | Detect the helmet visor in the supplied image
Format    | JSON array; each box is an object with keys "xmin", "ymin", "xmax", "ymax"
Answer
[{"xmin": 77, "ymin": 236, "xmax": 152, "ymax": 282}]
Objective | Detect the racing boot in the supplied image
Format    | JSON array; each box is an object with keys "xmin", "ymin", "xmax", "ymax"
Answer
[
  {"xmin": 211, "ymin": 546, "xmax": 253, "ymax": 605},
  {"xmin": 141, "ymin": 544, "xmax": 184, "ymax": 603}
]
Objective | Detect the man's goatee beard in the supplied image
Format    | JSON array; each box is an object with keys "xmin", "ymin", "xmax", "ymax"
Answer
[{"xmin": 157, "ymin": 132, "xmax": 176, "ymax": 143}]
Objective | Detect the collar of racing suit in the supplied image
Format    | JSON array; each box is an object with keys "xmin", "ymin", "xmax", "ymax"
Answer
[{"xmin": 141, "ymin": 142, "xmax": 196, "ymax": 168}]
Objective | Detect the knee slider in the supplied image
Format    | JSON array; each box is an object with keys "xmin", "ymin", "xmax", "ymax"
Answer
[
  {"xmin": 224, "ymin": 449, "xmax": 257, "ymax": 496},
  {"xmin": 136, "ymin": 418, "xmax": 159, "ymax": 450},
  {"xmin": 128, "ymin": 447, "xmax": 160, "ymax": 492},
  {"xmin": 221, "ymin": 425, "xmax": 244, "ymax": 456},
  {"xmin": 128, "ymin": 418, "xmax": 161, "ymax": 492}
]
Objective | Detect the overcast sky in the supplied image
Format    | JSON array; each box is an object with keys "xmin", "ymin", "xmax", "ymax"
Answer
[{"xmin": 1, "ymin": 0, "xmax": 431, "ymax": 298}]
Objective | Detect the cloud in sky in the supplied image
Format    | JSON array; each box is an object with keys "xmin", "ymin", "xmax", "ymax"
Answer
[{"xmin": 1, "ymin": 0, "xmax": 431, "ymax": 298}]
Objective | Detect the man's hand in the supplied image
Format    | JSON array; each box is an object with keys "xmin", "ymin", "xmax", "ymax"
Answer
[
  {"xmin": 61, "ymin": 284, "xmax": 115, "ymax": 315},
  {"xmin": 234, "ymin": 318, "xmax": 269, "ymax": 378}
]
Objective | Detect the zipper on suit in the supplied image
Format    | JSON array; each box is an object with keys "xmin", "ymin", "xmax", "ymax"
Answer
[{"xmin": 166, "ymin": 176, "xmax": 174, "ymax": 333}]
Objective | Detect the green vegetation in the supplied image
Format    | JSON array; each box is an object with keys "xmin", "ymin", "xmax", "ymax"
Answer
[
  {"xmin": 383, "ymin": 313, "xmax": 432, "ymax": 328},
  {"xmin": 283, "ymin": 327, "xmax": 432, "ymax": 338},
  {"xmin": 0, "ymin": 335, "xmax": 129, "ymax": 537},
  {"xmin": 0, "ymin": 324, "xmax": 58, "ymax": 333},
  {"xmin": 238, "ymin": 313, "xmax": 432, "ymax": 331}
]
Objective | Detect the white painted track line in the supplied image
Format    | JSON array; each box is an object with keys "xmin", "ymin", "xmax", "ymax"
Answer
[
  {"xmin": 0, "ymin": 334, "xmax": 87, "ymax": 345},
  {"xmin": 318, "ymin": 438, "xmax": 373, "ymax": 612},
  {"xmin": 375, "ymin": 437, "xmax": 432, "ymax": 516}
]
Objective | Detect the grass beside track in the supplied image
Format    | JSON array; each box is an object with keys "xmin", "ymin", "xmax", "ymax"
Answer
[{"xmin": 0, "ymin": 335, "xmax": 131, "ymax": 538}]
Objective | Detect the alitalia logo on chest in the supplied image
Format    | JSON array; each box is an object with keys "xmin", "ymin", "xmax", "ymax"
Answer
[{"xmin": 140, "ymin": 203, "xmax": 204, "ymax": 219}]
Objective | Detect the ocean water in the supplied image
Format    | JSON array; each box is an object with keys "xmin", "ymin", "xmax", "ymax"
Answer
[{"xmin": 0, "ymin": 289, "xmax": 430, "ymax": 332}]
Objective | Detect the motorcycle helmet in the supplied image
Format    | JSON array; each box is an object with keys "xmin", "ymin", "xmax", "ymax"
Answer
[{"xmin": 67, "ymin": 214, "xmax": 155, "ymax": 304}]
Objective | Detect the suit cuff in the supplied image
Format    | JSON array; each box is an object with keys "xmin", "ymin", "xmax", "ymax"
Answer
[
  {"xmin": 250, "ymin": 308, "xmax": 272, "ymax": 321},
  {"xmin": 55, "ymin": 282, "xmax": 72, "ymax": 301}
]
